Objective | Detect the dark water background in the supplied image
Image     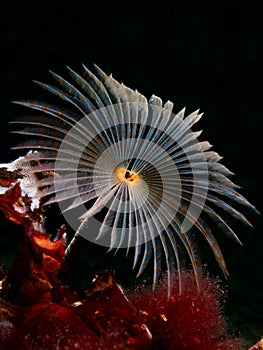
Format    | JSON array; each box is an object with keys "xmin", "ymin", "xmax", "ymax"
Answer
[{"xmin": 0, "ymin": 1, "xmax": 262, "ymax": 347}]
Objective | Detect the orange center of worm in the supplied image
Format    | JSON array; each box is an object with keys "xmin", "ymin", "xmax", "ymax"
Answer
[{"xmin": 115, "ymin": 166, "xmax": 140, "ymax": 183}]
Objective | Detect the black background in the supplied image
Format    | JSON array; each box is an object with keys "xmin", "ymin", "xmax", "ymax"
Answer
[{"xmin": 0, "ymin": 1, "xmax": 262, "ymax": 347}]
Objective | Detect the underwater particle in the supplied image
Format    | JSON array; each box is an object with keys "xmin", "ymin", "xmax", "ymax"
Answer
[{"xmin": 10, "ymin": 64, "xmax": 258, "ymax": 295}]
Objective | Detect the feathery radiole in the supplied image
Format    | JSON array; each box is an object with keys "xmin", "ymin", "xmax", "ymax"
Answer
[{"xmin": 10, "ymin": 64, "xmax": 258, "ymax": 295}]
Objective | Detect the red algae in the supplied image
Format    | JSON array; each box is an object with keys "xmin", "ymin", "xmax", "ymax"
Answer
[
  {"xmin": 0, "ymin": 159, "xmax": 152, "ymax": 350},
  {"xmin": 0, "ymin": 158, "xmax": 242, "ymax": 349},
  {"xmin": 128, "ymin": 273, "xmax": 242, "ymax": 350}
]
